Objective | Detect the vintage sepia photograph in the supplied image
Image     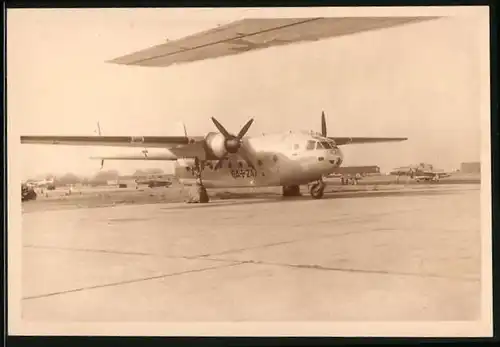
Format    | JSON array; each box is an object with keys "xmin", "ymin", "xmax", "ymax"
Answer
[{"xmin": 7, "ymin": 6, "xmax": 492, "ymax": 337}]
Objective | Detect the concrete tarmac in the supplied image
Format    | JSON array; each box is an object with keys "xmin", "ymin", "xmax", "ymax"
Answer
[{"xmin": 22, "ymin": 184, "xmax": 481, "ymax": 322}]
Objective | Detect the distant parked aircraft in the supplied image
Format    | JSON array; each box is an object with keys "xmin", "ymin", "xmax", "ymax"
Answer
[{"xmin": 390, "ymin": 163, "xmax": 452, "ymax": 182}]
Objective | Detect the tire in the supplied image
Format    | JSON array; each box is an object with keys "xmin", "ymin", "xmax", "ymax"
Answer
[
  {"xmin": 282, "ymin": 185, "xmax": 301, "ymax": 197},
  {"xmin": 309, "ymin": 182, "xmax": 325, "ymax": 199}
]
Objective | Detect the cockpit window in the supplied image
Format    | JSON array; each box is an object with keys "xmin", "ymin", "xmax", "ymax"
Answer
[
  {"xmin": 320, "ymin": 141, "xmax": 332, "ymax": 149},
  {"xmin": 306, "ymin": 140, "xmax": 315, "ymax": 150}
]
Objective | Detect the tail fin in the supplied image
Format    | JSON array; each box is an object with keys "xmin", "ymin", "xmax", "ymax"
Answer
[
  {"xmin": 175, "ymin": 121, "xmax": 188, "ymax": 137},
  {"xmin": 94, "ymin": 121, "xmax": 104, "ymax": 169},
  {"xmin": 94, "ymin": 121, "xmax": 102, "ymax": 136},
  {"xmin": 179, "ymin": 122, "xmax": 188, "ymax": 137}
]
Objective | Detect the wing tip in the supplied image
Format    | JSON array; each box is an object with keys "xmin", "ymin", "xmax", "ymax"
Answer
[
  {"xmin": 105, "ymin": 57, "xmax": 171, "ymax": 67},
  {"xmin": 105, "ymin": 58, "xmax": 133, "ymax": 66}
]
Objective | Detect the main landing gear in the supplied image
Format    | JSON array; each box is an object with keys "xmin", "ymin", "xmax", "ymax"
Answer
[
  {"xmin": 282, "ymin": 185, "xmax": 301, "ymax": 197},
  {"xmin": 186, "ymin": 157, "xmax": 209, "ymax": 203},
  {"xmin": 281, "ymin": 180, "xmax": 326, "ymax": 199}
]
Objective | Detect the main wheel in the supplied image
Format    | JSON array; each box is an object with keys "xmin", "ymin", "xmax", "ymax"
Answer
[
  {"xmin": 199, "ymin": 185, "xmax": 209, "ymax": 203},
  {"xmin": 186, "ymin": 184, "xmax": 210, "ymax": 203},
  {"xmin": 282, "ymin": 185, "xmax": 301, "ymax": 197},
  {"xmin": 309, "ymin": 181, "xmax": 325, "ymax": 199}
]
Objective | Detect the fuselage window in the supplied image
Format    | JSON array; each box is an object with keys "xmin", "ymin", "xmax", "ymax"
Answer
[
  {"xmin": 306, "ymin": 140, "xmax": 315, "ymax": 150},
  {"xmin": 293, "ymin": 144, "xmax": 300, "ymax": 151}
]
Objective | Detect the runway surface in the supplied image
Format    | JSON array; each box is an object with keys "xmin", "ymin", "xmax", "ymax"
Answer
[{"xmin": 21, "ymin": 184, "xmax": 481, "ymax": 322}]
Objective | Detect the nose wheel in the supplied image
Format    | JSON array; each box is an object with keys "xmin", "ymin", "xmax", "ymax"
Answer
[{"xmin": 309, "ymin": 179, "xmax": 325, "ymax": 199}]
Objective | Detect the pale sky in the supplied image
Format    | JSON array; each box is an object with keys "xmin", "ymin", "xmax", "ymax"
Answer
[{"xmin": 7, "ymin": 8, "xmax": 487, "ymax": 180}]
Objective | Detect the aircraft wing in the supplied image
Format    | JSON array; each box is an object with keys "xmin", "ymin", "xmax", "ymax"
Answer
[
  {"xmin": 422, "ymin": 170, "xmax": 451, "ymax": 177},
  {"xmin": 108, "ymin": 16, "xmax": 439, "ymax": 67},
  {"xmin": 90, "ymin": 154, "xmax": 178, "ymax": 161},
  {"xmin": 20, "ymin": 135, "xmax": 219, "ymax": 160},
  {"xmin": 20, "ymin": 135, "xmax": 195, "ymax": 148},
  {"xmin": 330, "ymin": 137, "xmax": 408, "ymax": 145}
]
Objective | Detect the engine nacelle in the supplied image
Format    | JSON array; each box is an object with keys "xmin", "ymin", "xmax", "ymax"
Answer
[{"xmin": 204, "ymin": 132, "xmax": 227, "ymax": 159}]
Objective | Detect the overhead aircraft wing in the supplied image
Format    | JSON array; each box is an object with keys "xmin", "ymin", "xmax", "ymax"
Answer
[
  {"xmin": 330, "ymin": 137, "xmax": 408, "ymax": 145},
  {"xmin": 108, "ymin": 16, "xmax": 439, "ymax": 67}
]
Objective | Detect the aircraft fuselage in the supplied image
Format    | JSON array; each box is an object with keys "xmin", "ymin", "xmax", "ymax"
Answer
[{"xmin": 175, "ymin": 131, "xmax": 343, "ymax": 188}]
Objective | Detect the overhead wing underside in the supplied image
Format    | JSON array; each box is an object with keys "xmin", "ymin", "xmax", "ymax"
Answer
[{"xmin": 108, "ymin": 16, "xmax": 440, "ymax": 67}]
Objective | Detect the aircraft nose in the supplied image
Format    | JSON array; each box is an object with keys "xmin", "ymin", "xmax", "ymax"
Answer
[
  {"xmin": 328, "ymin": 150, "xmax": 343, "ymax": 166},
  {"xmin": 329, "ymin": 157, "xmax": 343, "ymax": 166}
]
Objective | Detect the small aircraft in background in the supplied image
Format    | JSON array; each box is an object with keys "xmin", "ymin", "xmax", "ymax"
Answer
[
  {"xmin": 25, "ymin": 177, "xmax": 56, "ymax": 190},
  {"xmin": 390, "ymin": 163, "xmax": 452, "ymax": 182},
  {"xmin": 135, "ymin": 175, "xmax": 173, "ymax": 188}
]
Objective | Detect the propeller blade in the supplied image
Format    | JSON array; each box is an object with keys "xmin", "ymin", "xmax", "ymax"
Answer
[
  {"xmin": 321, "ymin": 111, "xmax": 327, "ymax": 137},
  {"xmin": 237, "ymin": 119, "xmax": 254, "ymax": 139},
  {"xmin": 238, "ymin": 145, "xmax": 256, "ymax": 170},
  {"xmin": 211, "ymin": 117, "xmax": 232, "ymax": 139},
  {"xmin": 214, "ymin": 158, "xmax": 225, "ymax": 170}
]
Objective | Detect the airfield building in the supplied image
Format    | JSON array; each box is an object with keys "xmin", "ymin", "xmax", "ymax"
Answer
[{"xmin": 460, "ymin": 162, "xmax": 480, "ymax": 173}]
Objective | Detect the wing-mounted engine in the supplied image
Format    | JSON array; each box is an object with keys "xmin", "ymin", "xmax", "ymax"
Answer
[
  {"xmin": 204, "ymin": 132, "xmax": 228, "ymax": 159},
  {"xmin": 202, "ymin": 118, "xmax": 256, "ymax": 169}
]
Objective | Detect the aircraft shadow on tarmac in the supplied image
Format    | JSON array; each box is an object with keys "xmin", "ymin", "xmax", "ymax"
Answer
[{"xmin": 163, "ymin": 188, "xmax": 469, "ymax": 211}]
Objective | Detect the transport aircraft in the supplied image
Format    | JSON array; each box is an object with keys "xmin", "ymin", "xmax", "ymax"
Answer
[
  {"xmin": 21, "ymin": 112, "xmax": 406, "ymax": 201},
  {"xmin": 21, "ymin": 16, "xmax": 440, "ymax": 201}
]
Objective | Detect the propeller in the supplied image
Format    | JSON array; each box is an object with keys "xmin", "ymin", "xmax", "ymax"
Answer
[
  {"xmin": 321, "ymin": 111, "xmax": 328, "ymax": 137},
  {"xmin": 211, "ymin": 117, "xmax": 254, "ymax": 169}
]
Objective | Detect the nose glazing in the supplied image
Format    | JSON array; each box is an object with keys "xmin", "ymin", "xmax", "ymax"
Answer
[{"xmin": 327, "ymin": 148, "xmax": 343, "ymax": 166}]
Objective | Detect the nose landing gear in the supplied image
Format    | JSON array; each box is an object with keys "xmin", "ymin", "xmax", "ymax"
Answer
[{"xmin": 309, "ymin": 179, "xmax": 325, "ymax": 199}]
